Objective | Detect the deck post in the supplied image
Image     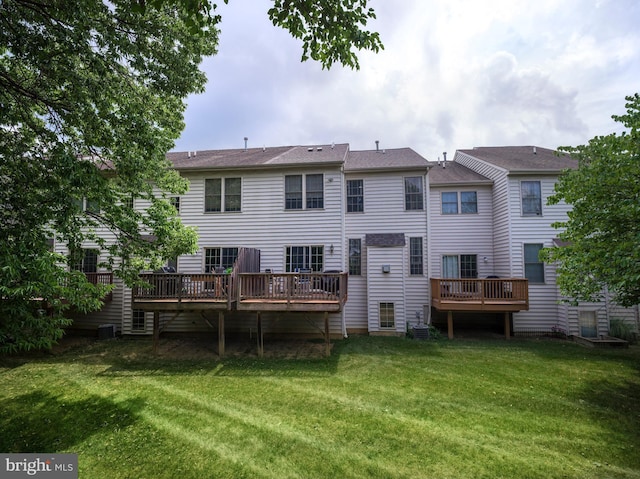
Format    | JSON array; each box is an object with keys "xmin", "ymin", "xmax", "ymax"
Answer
[
  {"xmin": 324, "ymin": 311, "xmax": 330, "ymax": 357},
  {"xmin": 504, "ymin": 312, "xmax": 511, "ymax": 340},
  {"xmin": 153, "ymin": 311, "xmax": 160, "ymax": 353},
  {"xmin": 447, "ymin": 311, "xmax": 454, "ymax": 339},
  {"xmin": 218, "ymin": 311, "xmax": 225, "ymax": 358},
  {"xmin": 257, "ymin": 312, "xmax": 264, "ymax": 358}
]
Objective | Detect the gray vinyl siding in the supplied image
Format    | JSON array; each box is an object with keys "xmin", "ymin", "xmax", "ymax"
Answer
[{"xmin": 344, "ymin": 171, "xmax": 429, "ymax": 333}]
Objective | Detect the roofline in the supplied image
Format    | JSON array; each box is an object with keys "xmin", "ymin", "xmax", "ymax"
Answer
[
  {"xmin": 506, "ymin": 169, "xmax": 570, "ymax": 175},
  {"xmin": 344, "ymin": 165, "xmax": 431, "ymax": 173},
  {"xmin": 429, "ymin": 180, "xmax": 494, "ymax": 187},
  {"xmin": 173, "ymin": 160, "xmax": 346, "ymax": 172}
]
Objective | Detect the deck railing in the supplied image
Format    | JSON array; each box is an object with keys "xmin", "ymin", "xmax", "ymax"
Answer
[
  {"xmin": 85, "ymin": 272, "xmax": 114, "ymax": 301},
  {"xmin": 134, "ymin": 273, "xmax": 232, "ymax": 303},
  {"xmin": 237, "ymin": 272, "xmax": 347, "ymax": 303},
  {"xmin": 430, "ymin": 278, "xmax": 528, "ymax": 309},
  {"xmin": 132, "ymin": 272, "xmax": 348, "ymax": 309}
]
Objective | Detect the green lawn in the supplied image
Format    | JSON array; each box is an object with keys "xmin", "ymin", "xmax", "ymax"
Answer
[{"xmin": 1, "ymin": 335, "xmax": 639, "ymax": 479}]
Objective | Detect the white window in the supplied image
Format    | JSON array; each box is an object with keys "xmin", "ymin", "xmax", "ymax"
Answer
[
  {"xmin": 521, "ymin": 181, "xmax": 542, "ymax": 216},
  {"xmin": 524, "ymin": 244, "xmax": 545, "ymax": 283},
  {"xmin": 170, "ymin": 196, "xmax": 180, "ymax": 213},
  {"xmin": 404, "ymin": 176, "xmax": 424, "ymax": 210},
  {"xmin": 579, "ymin": 310, "xmax": 598, "ymax": 338},
  {"xmin": 442, "ymin": 255, "xmax": 477, "ymax": 279},
  {"xmin": 409, "ymin": 237, "xmax": 423, "ymax": 275},
  {"xmin": 71, "ymin": 248, "xmax": 99, "ymax": 273},
  {"xmin": 347, "ymin": 179, "xmax": 364, "ymax": 212},
  {"xmin": 205, "ymin": 178, "xmax": 241, "ymax": 212},
  {"xmin": 132, "ymin": 310, "xmax": 146, "ymax": 332},
  {"xmin": 441, "ymin": 191, "xmax": 477, "ymax": 214},
  {"xmin": 348, "ymin": 238, "xmax": 362, "ymax": 276},
  {"xmin": 285, "ymin": 174, "xmax": 324, "ymax": 210},
  {"xmin": 379, "ymin": 302, "xmax": 395, "ymax": 329},
  {"xmin": 285, "ymin": 246, "xmax": 324, "ymax": 272},
  {"xmin": 204, "ymin": 247, "xmax": 238, "ymax": 273}
]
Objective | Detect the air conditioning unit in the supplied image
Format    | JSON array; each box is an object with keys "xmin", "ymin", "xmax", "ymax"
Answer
[{"xmin": 98, "ymin": 323, "xmax": 116, "ymax": 340}]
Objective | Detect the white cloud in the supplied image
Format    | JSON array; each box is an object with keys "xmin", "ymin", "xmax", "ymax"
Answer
[{"xmin": 174, "ymin": 0, "xmax": 640, "ymax": 159}]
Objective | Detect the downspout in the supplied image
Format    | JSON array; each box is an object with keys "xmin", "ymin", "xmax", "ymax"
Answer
[
  {"xmin": 425, "ymin": 165, "xmax": 432, "ymax": 325},
  {"xmin": 340, "ymin": 161, "xmax": 348, "ymax": 338}
]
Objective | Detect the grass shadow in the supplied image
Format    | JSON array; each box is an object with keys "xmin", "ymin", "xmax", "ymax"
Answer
[{"xmin": 0, "ymin": 390, "xmax": 144, "ymax": 453}]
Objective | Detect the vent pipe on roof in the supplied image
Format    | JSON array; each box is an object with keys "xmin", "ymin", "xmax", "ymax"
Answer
[
  {"xmin": 533, "ymin": 146, "xmax": 537, "ymax": 154},
  {"xmin": 375, "ymin": 140, "xmax": 380, "ymax": 152},
  {"xmin": 244, "ymin": 137, "xmax": 248, "ymax": 151},
  {"xmin": 188, "ymin": 151, "xmax": 191, "ymax": 158},
  {"xmin": 442, "ymin": 151, "xmax": 447, "ymax": 168}
]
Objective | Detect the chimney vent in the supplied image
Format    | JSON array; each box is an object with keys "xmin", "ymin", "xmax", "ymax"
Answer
[
  {"xmin": 375, "ymin": 140, "xmax": 380, "ymax": 152},
  {"xmin": 244, "ymin": 137, "xmax": 248, "ymax": 151}
]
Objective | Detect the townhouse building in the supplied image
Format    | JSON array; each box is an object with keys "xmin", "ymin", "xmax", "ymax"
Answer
[{"xmin": 62, "ymin": 143, "xmax": 639, "ymax": 347}]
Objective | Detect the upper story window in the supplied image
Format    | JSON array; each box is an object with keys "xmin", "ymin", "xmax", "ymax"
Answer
[
  {"xmin": 441, "ymin": 191, "xmax": 477, "ymax": 214},
  {"xmin": 404, "ymin": 176, "xmax": 424, "ymax": 211},
  {"xmin": 170, "ymin": 196, "xmax": 180, "ymax": 214},
  {"xmin": 285, "ymin": 174, "xmax": 324, "ymax": 210},
  {"xmin": 73, "ymin": 197, "xmax": 100, "ymax": 214},
  {"xmin": 460, "ymin": 192, "xmax": 478, "ymax": 214},
  {"xmin": 441, "ymin": 192, "xmax": 458, "ymax": 214},
  {"xmin": 348, "ymin": 238, "xmax": 362, "ymax": 275},
  {"xmin": 285, "ymin": 245, "xmax": 324, "ymax": 272},
  {"xmin": 204, "ymin": 247, "xmax": 238, "ymax": 273},
  {"xmin": 524, "ymin": 243, "xmax": 545, "ymax": 283},
  {"xmin": 205, "ymin": 178, "xmax": 241, "ymax": 213},
  {"xmin": 521, "ymin": 181, "xmax": 542, "ymax": 216},
  {"xmin": 347, "ymin": 179, "xmax": 364, "ymax": 213}
]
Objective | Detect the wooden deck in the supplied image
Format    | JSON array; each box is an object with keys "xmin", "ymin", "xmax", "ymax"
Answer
[
  {"xmin": 85, "ymin": 272, "xmax": 115, "ymax": 302},
  {"xmin": 132, "ymin": 272, "xmax": 348, "ymax": 313},
  {"xmin": 236, "ymin": 273, "xmax": 347, "ymax": 312},
  {"xmin": 430, "ymin": 278, "xmax": 529, "ymax": 339},
  {"xmin": 131, "ymin": 271, "xmax": 348, "ymax": 358},
  {"xmin": 132, "ymin": 273, "xmax": 232, "ymax": 311},
  {"xmin": 430, "ymin": 278, "xmax": 529, "ymax": 312}
]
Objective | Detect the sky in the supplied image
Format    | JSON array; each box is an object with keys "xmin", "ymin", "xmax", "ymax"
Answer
[{"xmin": 173, "ymin": 0, "xmax": 640, "ymax": 161}]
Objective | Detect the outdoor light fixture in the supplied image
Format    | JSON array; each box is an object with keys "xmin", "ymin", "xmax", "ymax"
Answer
[{"xmin": 329, "ymin": 244, "xmax": 334, "ymax": 254}]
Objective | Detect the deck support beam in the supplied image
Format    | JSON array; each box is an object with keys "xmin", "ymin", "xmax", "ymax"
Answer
[
  {"xmin": 256, "ymin": 312, "xmax": 264, "ymax": 357},
  {"xmin": 153, "ymin": 311, "xmax": 160, "ymax": 353},
  {"xmin": 324, "ymin": 311, "xmax": 330, "ymax": 357},
  {"xmin": 447, "ymin": 311, "xmax": 454, "ymax": 339},
  {"xmin": 504, "ymin": 312, "xmax": 511, "ymax": 340},
  {"xmin": 218, "ymin": 311, "xmax": 225, "ymax": 357}
]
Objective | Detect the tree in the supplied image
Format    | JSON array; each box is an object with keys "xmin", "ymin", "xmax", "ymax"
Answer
[
  {"xmin": 0, "ymin": 0, "xmax": 383, "ymax": 352},
  {"xmin": 541, "ymin": 93, "xmax": 640, "ymax": 307}
]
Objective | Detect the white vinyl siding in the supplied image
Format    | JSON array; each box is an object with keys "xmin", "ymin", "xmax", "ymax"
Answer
[
  {"xmin": 345, "ymin": 170, "xmax": 429, "ymax": 333},
  {"xmin": 429, "ymin": 184, "xmax": 494, "ymax": 278}
]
